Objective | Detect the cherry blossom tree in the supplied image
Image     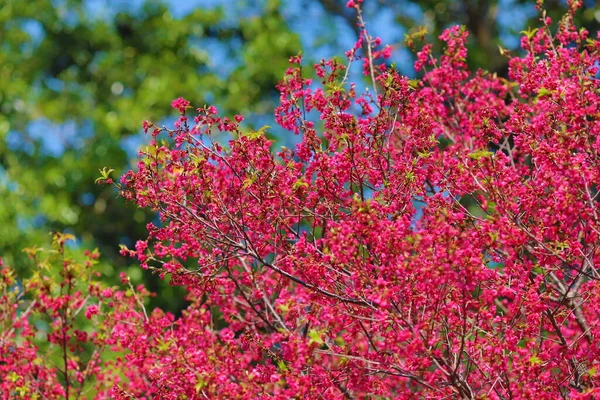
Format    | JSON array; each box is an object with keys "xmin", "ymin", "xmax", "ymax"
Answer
[
  {"xmin": 114, "ymin": 0, "xmax": 600, "ymax": 397},
  {"xmin": 3, "ymin": 0, "xmax": 600, "ymax": 398}
]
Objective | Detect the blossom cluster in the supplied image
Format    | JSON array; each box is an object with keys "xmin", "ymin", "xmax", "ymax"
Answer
[{"xmin": 0, "ymin": 233, "xmax": 152, "ymax": 398}]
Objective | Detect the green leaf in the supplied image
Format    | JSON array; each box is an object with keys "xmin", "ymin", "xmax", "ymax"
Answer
[
  {"xmin": 552, "ymin": 241, "xmax": 570, "ymax": 252},
  {"xmin": 8, "ymin": 371, "xmax": 20, "ymax": 382},
  {"xmin": 520, "ymin": 27, "xmax": 539, "ymax": 40},
  {"xmin": 195, "ymin": 375, "xmax": 207, "ymax": 393},
  {"xmin": 468, "ymin": 150, "xmax": 493, "ymax": 160},
  {"xmin": 242, "ymin": 177, "xmax": 254, "ymax": 189},
  {"xmin": 277, "ymin": 360, "xmax": 288, "ymax": 372},
  {"xmin": 407, "ymin": 79, "xmax": 420, "ymax": 89},
  {"xmin": 292, "ymin": 179, "xmax": 309, "ymax": 190},
  {"xmin": 404, "ymin": 26, "xmax": 428, "ymax": 46},
  {"xmin": 308, "ymin": 328, "xmax": 325, "ymax": 345},
  {"xmin": 536, "ymin": 87, "xmax": 555, "ymax": 98},
  {"xmin": 487, "ymin": 201, "xmax": 497, "ymax": 214},
  {"xmin": 189, "ymin": 153, "xmax": 206, "ymax": 166},
  {"xmin": 529, "ymin": 354, "xmax": 542, "ymax": 366},
  {"xmin": 278, "ymin": 303, "xmax": 289, "ymax": 313},
  {"xmin": 243, "ymin": 125, "xmax": 271, "ymax": 140},
  {"xmin": 95, "ymin": 167, "xmax": 115, "ymax": 183},
  {"xmin": 325, "ymin": 82, "xmax": 346, "ymax": 95}
]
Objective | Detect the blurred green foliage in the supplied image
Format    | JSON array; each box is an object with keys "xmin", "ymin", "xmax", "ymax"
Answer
[
  {"xmin": 1, "ymin": 0, "xmax": 598, "ymax": 313},
  {"xmin": 0, "ymin": 0, "xmax": 299, "ymax": 312}
]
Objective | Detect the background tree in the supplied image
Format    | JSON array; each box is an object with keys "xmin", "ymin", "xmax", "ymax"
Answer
[{"xmin": 0, "ymin": 0, "xmax": 299, "ymax": 311}]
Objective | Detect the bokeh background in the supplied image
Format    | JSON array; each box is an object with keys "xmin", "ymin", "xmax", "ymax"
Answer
[{"xmin": 2, "ymin": 0, "xmax": 599, "ymax": 312}]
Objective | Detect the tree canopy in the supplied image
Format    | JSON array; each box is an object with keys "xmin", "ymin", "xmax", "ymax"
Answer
[{"xmin": 3, "ymin": 1, "xmax": 600, "ymax": 397}]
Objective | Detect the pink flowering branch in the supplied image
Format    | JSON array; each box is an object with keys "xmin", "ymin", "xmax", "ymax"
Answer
[{"xmin": 100, "ymin": 1, "xmax": 600, "ymax": 398}]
